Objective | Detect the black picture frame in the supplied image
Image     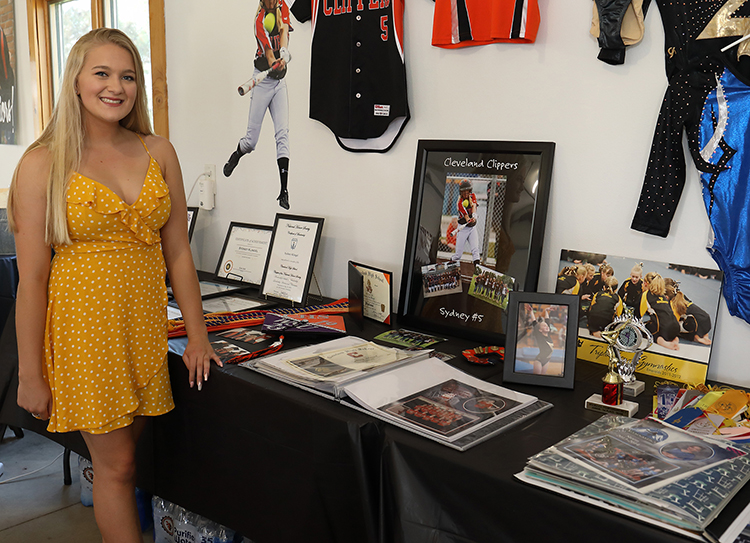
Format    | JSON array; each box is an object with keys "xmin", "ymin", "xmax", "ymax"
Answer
[
  {"xmin": 187, "ymin": 207, "xmax": 199, "ymax": 242},
  {"xmin": 260, "ymin": 214, "xmax": 325, "ymax": 306},
  {"xmin": 502, "ymin": 291, "xmax": 578, "ymax": 389},
  {"xmin": 214, "ymin": 222, "xmax": 273, "ymax": 286},
  {"xmin": 348, "ymin": 261, "xmax": 393, "ymax": 327},
  {"xmin": 397, "ymin": 139, "xmax": 555, "ymax": 344}
]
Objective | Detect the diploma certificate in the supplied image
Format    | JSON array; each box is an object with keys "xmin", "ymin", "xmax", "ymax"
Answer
[
  {"xmin": 352, "ymin": 262, "xmax": 392, "ymax": 324},
  {"xmin": 261, "ymin": 215, "xmax": 324, "ymax": 304},
  {"xmin": 216, "ymin": 223, "xmax": 272, "ymax": 285}
]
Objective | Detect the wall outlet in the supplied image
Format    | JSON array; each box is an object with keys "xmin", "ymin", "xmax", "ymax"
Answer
[{"xmin": 204, "ymin": 164, "xmax": 216, "ymax": 182}]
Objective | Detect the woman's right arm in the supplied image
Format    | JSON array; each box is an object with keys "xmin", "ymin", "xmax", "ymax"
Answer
[{"xmin": 12, "ymin": 148, "xmax": 53, "ymax": 419}]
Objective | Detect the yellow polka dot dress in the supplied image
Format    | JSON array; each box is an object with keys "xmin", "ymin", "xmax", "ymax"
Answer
[{"xmin": 44, "ymin": 139, "xmax": 175, "ymax": 434}]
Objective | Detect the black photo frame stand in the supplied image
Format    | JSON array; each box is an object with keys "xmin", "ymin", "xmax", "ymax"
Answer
[
  {"xmin": 397, "ymin": 139, "xmax": 555, "ymax": 345},
  {"xmin": 502, "ymin": 291, "xmax": 579, "ymax": 390}
]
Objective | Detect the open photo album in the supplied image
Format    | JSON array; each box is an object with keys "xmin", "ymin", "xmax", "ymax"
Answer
[{"xmin": 240, "ymin": 335, "xmax": 551, "ymax": 450}]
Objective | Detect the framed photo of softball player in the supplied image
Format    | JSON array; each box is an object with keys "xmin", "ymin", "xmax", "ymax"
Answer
[
  {"xmin": 260, "ymin": 214, "xmax": 324, "ymax": 305},
  {"xmin": 502, "ymin": 292, "xmax": 579, "ymax": 389},
  {"xmin": 397, "ymin": 139, "xmax": 555, "ymax": 344}
]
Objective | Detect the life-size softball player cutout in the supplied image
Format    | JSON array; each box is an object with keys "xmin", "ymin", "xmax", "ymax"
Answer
[{"xmin": 224, "ymin": 0, "xmax": 292, "ymax": 210}]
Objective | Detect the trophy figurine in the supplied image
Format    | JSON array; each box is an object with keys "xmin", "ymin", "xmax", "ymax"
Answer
[{"xmin": 600, "ymin": 308, "xmax": 652, "ymax": 396}]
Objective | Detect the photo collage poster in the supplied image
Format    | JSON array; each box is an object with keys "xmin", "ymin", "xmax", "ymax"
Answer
[
  {"xmin": 559, "ymin": 249, "xmax": 723, "ymax": 384},
  {"xmin": 408, "ymin": 150, "xmax": 543, "ymax": 337}
]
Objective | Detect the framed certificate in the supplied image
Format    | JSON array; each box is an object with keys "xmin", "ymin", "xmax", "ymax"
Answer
[
  {"xmin": 260, "ymin": 214, "xmax": 325, "ymax": 305},
  {"xmin": 349, "ymin": 261, "xmax": 392, "ymax": 325},
  {"xmin": 187, "ymin": 207, "xmax": 198, "ymax": 242},
  {"xmin": 215, "ymin": 222, "xmax": 273, "ymax": 286}
]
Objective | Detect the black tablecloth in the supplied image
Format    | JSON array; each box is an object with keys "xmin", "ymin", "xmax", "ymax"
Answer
[{"xmin": 2, "ymin": 304, "xmax": 748, "ymax": 543}]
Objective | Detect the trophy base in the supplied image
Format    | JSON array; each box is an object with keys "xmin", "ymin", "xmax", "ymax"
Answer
[
  {"xmin": 623, "ymin": 380, "xmax": 645, "ymax": 397},
  {"xmin": 585, "ymin": 394, "xmax": 639, "ymax": 417}
]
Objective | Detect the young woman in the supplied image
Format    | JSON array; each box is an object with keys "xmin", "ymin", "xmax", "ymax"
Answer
[
  {"xmin": 587, "ymin": 275, "xmax": 623, "ymax": 337},
  {"xmin": 8, "ymin": 28, "xmax": 220, "ymax": 542},
  {"xmin": 637, "ymin": 272, "xmax": 680, "ymax": 351},
  {"xmin": 618, "ymin": 262, "xmax": 644, "ymax": 309},
  {"xmin": 555, "ymin": 265, "xmax": 586, "ymax": 295},
  {"xmin": 665, "ymin": 278, "xmax": 713, "ymax": 345}
]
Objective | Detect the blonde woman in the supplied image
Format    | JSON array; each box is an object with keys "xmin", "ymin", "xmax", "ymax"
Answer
[
  {"xmin": 555, "ymin": 265, "xmax": 587, "ymax": 295},
  {"xmin": 618, "ymin": 261, "xmax": 644, "ymax": 308},
  {"xmin": 665, "ymin": 278, "xmax": 712, "ymax": 345},
  {"xmin": 9, "ymin": 28, "xmax": 220, "ymax": 542},
  {"xmin": 637, "ymin": 272, "xmax": 680, "ymax": 350}
]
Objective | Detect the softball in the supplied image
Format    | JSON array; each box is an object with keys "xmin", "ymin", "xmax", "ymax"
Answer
[
  {"xmin": 264, "ymin": 12, "xmax": 276, "ymax": 33},
  {"xmin": 462, "ymin": 199, "xmax": 469, "ymax": 209}
]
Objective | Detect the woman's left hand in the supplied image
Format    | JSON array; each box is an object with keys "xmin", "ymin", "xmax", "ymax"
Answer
[{"xmin": 182, "ymin": 335, "xmax": 223, "ymax": 391}]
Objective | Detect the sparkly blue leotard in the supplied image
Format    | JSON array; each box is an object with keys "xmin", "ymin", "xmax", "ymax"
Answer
[{"xmin": 698, "ymin": 67, "xmax": 750, "ymax": 321}]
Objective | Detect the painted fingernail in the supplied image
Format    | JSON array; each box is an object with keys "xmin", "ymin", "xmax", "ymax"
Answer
[
  {"xmin": 197, "ymin": 381, "xmax": 202, "ymax": 391},
  {"xmin": 204, "ymin": 373, "xmax": 208, "ymax": 381},
  {"xmin": 190, "ymin": 381, "xmax": 194, "ymax": 388}
]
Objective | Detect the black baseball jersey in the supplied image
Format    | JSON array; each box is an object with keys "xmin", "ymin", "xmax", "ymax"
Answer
[{"xmin": 290, "ymin": 0, "xmax": 409, "ymax": 153}]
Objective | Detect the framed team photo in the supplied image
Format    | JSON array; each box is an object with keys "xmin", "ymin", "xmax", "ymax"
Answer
[
  {"xmin": 502, "ymin": 292, "xmax": 579, "ymax": 389},
  {"xmin": 397, "ymin": 139, "xmax": 555, "ymax": 344}
]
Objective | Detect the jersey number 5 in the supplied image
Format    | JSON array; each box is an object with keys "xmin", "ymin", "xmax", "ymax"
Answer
[{"xmin": 380, "ymin": 15, "xmax": 388, "ymax": 41}]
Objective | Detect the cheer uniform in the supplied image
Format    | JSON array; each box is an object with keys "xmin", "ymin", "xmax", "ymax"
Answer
[
  {"xmin": 555, "ymin": 274, "xmax": 580, "ymax": 295},
  {"xmin": 618, "ymin": 279, "xmax": 643, "ymax": 308},
  {"xmin": 673, "ymin": 297, "xmax": 712, "ymax": 339},
  {"xmin": 637, "ymin": 291, "xmax": 679, "ymax": 342},
  {"xmin": 588, "ymin": 291, "xmax": 624, "ymax": 333}
]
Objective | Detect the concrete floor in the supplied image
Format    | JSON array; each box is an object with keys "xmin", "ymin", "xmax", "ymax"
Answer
[{"xmin": 0, "ymin": 427, "xmax": 155, "ymax": 543}]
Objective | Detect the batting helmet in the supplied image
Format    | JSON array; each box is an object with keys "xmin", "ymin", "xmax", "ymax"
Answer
[{"xmin": 459, "ymin": 179, "xmax": 472, "ymax": 191}]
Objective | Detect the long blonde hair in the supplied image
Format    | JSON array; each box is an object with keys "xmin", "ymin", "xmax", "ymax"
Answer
[
  {"xmin": 644, "ymin": 272, "xmax": 666, "ymax": 296},
  {"xmin": 7, "ymin": 28, "xmax": 152, "ymax": 246}
]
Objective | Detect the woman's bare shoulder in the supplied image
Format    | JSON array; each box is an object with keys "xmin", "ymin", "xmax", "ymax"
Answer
[
  {"xmin": 142, "ymin": 134, "xmax": 176, "ymax": 161},
  {"xmin": 15, "ymin": 146, "xmax": 51, "ymax": 189}
]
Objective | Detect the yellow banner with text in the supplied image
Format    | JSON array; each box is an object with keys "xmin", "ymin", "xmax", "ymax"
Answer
[{"xmin": 577, "ymin": 337, "xmax": 708, "ymax": 385}]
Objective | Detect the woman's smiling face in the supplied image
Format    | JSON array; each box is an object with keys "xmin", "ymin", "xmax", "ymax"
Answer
[{"xmin": 76, "ymin": 43, "xmax": 137, "ymax": 126}]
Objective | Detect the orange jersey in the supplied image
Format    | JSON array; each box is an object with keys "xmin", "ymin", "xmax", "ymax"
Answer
[{"xmin": 431, "ymin": 0, "xmax": 540, "ymax": 49}]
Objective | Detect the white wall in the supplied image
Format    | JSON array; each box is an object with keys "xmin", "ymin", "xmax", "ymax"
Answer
[{"xmin": 4, "ymin": 0, "xmax": 748, "ymax": 386}]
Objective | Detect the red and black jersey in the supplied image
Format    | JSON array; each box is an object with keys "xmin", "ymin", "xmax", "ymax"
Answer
[
  {"xmin": 254, "ymin": 0, "xmax": 292, "ymax": 72},
  {"xmin": 457, "ymin": 193, "xmax": 477, "ymax": 220},
  {"xmin": 431, "ymin": 0, "xmax": 540, "ymax": 49},
  {"xmin": 290, "ymin": 0, "xmax": 409, "ymax": 152}
]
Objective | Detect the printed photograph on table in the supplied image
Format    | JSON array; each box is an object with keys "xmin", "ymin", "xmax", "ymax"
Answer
[
  {"xmin": 380, "ymin": 378, "xmax": 523, "ymax": 439},
  {"xmin": 559, "ymin": 249, "xmax": 723, "ymax": 385},
  {"xmin": 398, "ymin": 140, "xmax": 554, "ymax": 344},
  {"xmin": 502, "ymin": 292, "xmax": 579, "ymax": 389}
]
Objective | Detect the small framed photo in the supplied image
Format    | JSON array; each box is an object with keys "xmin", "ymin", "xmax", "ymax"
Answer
[{"xmin": 502, "ymin": 292, "xmax": 579, "ymax": 389}]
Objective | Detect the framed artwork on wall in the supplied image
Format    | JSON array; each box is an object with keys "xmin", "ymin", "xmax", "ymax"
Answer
[{"xmin": 397, "ymin": 139, "xmax": 555, "ymax": 344}]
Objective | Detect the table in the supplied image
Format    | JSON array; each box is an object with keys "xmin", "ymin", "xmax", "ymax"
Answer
[{"xmin": 2, "ymin": 305, "xmax": 748, "ymax": 543}]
